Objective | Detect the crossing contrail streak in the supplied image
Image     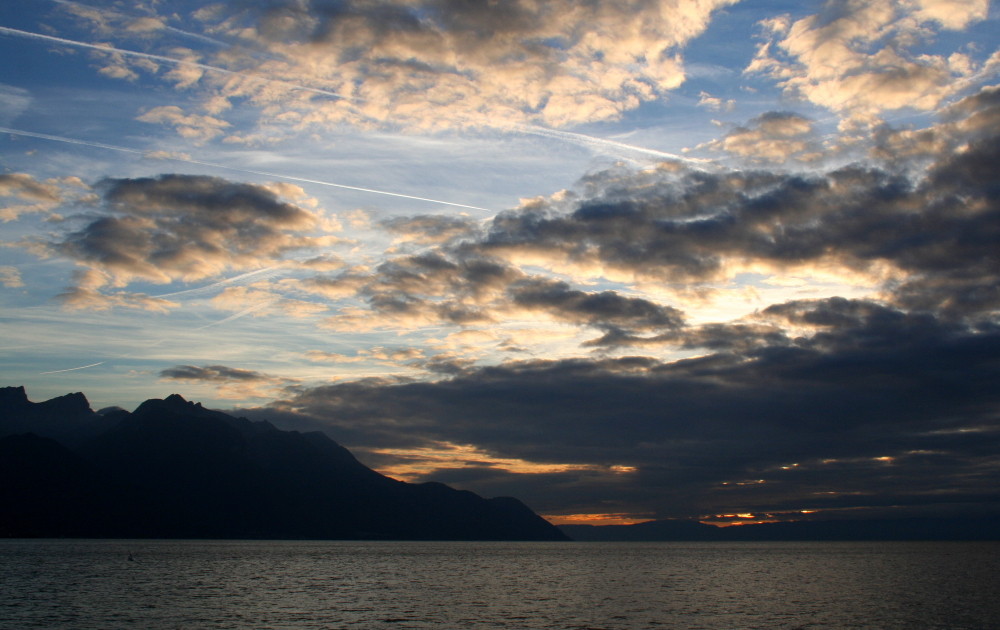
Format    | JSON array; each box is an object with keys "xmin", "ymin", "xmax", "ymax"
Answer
[
  {"xmin": 152, "ymin": 267, "xmax": 283, "ymax": 299},
  {"xmin": 512, "ymin": 124, "xmax": 715, "ymax": 167},
  {"xmin": 40, "ymin": 360, "xmax": 106, "ymax": 374},
  {"xmin": 0, "ymin": 25, "xmax": 357, "ymax": 103},
  {"xmin": 197, "ymin": 299, "xmax": 277, "ymax": 329},
  {"xmin": 0, "ymin": 126, "xmax": 147, "ymax": 156},
  {"xmin": 0, "ymin": 126, "xmax": 494, "ymax": 211},
  {"xmin": 2, "ymin": 25, "xmax": 711, "ymax": 172}
]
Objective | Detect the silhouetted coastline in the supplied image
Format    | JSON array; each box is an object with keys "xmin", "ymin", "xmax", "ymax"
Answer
[{"xmin": 0, "ymin": 386, "xmax": 566, "ymax": 541}]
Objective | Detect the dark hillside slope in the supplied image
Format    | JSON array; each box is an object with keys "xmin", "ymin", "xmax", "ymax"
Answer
[{"xmin": 0, "ymin": 387, "xmax": 566, "ymax": 541}]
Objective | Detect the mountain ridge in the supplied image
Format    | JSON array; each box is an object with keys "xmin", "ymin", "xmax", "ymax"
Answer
[{"xmin": 0, "ymin": 386, "xmax": 567, "ymax": 541}]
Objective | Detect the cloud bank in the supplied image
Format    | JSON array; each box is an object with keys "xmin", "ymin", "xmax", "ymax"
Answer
[{"xmin": 235, "ymin": 90, "xmax": 1000, "ymax": 521}]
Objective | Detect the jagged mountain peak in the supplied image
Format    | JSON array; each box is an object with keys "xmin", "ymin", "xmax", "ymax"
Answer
[
  {"xmin": 0, "ymin": 386, "xmax": 91, "ymax": 416},
  {"xmin": 0, "ymin": 385, "xmax": 29, "ymax": 407},
  {"xmin": 44, "ymin": 391, "xmax": 91, "ymax": 413}
]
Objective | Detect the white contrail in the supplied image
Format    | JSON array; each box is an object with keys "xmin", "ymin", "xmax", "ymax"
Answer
[
  {"xmin": 0, "ymin": 126, "xmax": 147, "ymax": 156},
  {"xmin": 0, "ymin": 25, "xmax": 356, "ymax": 103},
  {"xmin": 39, "ymin": 360, "xmax": 106, "ymax": 374},
  {"xmin": 0, "ymin": 126, "xmax": 494, "ymax": 211},
  {"xmin": 196, "ymin": 299, "xmax": 277, "ymax": 329},
  {"xmin": 513, "ymin": 123, "xmax": 715, "ymax": 167},
  {"xmin": 2, "ymin": 25, "xmax": 715, "ymax": 171},
  {"xmin": 152, "ymin": 266, "xmax": 283, "ymax": 299}
]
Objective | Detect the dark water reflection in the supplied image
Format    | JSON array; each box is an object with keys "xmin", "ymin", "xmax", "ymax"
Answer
[{"xmin": 2, "ymin": 540, "xmax": 998, "ymax": 629}]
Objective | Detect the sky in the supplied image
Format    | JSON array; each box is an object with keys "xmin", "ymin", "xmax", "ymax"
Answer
[{"xmin": 1, "ymin": 0, "xmax": 999, "ymax": 527}]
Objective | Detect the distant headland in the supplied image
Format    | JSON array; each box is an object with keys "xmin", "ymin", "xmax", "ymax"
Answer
[{"xmin": 0, "ymin": 386, "xmax": 567, "ymax": 541}]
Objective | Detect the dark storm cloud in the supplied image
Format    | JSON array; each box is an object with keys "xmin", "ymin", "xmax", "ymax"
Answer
[{"xmin": 258, "ymin": 295, "xmax": 1000, "ymax": 518}]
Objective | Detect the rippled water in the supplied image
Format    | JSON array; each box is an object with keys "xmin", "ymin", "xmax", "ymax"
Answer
[{"xmin": 2, "ymin": 540, "xmax": 998, "ymax": 629}]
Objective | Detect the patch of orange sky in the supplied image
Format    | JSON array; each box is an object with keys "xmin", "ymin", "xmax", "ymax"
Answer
[
  {"xmin": 544, "ymin": 513, "xmax": 654, "ymax": 526},
  {"xmin": 372, "ymin": 441, "xmax": 637, "ymax": 482}
]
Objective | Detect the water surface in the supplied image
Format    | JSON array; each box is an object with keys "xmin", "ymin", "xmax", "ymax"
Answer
[{"xmin": 2, "ymin": 540, "xmax": 997, "ymax": 629}]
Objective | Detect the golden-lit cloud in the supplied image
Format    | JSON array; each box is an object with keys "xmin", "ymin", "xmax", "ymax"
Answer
[
  {"xmin": 747, "ymin": 0, "xmax": 992, "ymax": 124},
  {"xmin": 371, "ymin": 440, "xmax": 630, "ymax": 482},
  {"xmin": 57, "ymin": 268, "xmax": 178, "ymax": 313},
  {"xmin": 0, "ymin": 173, "xmax": 85, "ymax": 222},
  {"xmin": 210, "ymin": 284, "xmax": 327, "ymax": 320},
  {"xmin": 83, "ymin": 0, "xmax": 742, "ymax": 133},
  {"xmin": 697, "ymin": 112, "xmax": 823, "ymax": 163},
  {"xmin": 137, "ymin": 105, "xmax": 230, "ymax": 142}
]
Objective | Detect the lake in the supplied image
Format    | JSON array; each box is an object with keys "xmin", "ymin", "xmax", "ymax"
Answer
[{"xmin": 1, "ymin": 540, "xmax": 997, "ymax": 629}]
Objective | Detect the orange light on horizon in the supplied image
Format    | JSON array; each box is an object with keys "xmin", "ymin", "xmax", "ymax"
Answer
[
  {"xmin": 699, "ymin": 508, "xmax": 825, "ymax": 527},
  {"xmin": 543, "ymin": 512, "xmax": 654, "ymax": 526}
]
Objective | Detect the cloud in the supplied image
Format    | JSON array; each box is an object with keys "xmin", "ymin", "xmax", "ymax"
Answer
[
  {"xmin": 273, "ymin": 94, "xmax": 1000, "ymax": 349},
  {"xmin": 0, "ymin": 173, "xmax": 72, "ymax": 222},
  {"xmin": 137, "ymin": 105, "xmax": 230, "ymax": 142},
  {"xmin": 160, "ymin": 364, "xmax": 271, "ymax": 382},
  {"xmin": 255, "ymin": 301, "xmax": 1000, "ymax": 518},
  {"xmin": 697, "ymin": 111, "xmax": 822, "ymax": 163},
  {"xmin": 477, "ymin": 129, "xmax": 1000, "ymax": 321},
  {"xmin": 0, "ymin": 266, "xmax": 24, "ymax": 288},
  {"xmin": 160, "ymin": 363, "xmax": 296, "ymax": 400},
  {"xmin": 381, "ymin": 214, "xmax": 481, "ymax": 245},
  {"xmin": 57, "ymin": 268, "xmax": 178, "ymax": 313},
  {"xmin": 870, "ymin": 83, "xmax": 1000, "ymax": 164},
  {"xmin": 226, "ymin": 94, "xmax": 1000, "ymax": 519},
  {"xmin": 210, "ymin": 285, "xmax": 327, "ymax": 320},
  {"xmin": 305, "ymin": 346, "xmax": 425, "ymax": 365},
  {"xmin": 509, "ymin": 277, "xmax": 685, "ymax": 344},
  {"xmin": 746, "ymin": 0, "xmax": 993, "ymax": 124},
  {"xmin": 77, "ymin": 0, "xmax": 738, "ymax": 132},
  {"xmin": 45, "ymin": 174, "xmax": 323, "ymax": 298},
  {"xmin": 697, "ymin": 90, "xmax": 735, "ymax": 112}
]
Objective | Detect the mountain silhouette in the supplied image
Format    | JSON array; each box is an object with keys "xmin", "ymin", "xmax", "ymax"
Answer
[{"xmin": 0, "ymin": 387, "xmax": 566, "ymax": 541}]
